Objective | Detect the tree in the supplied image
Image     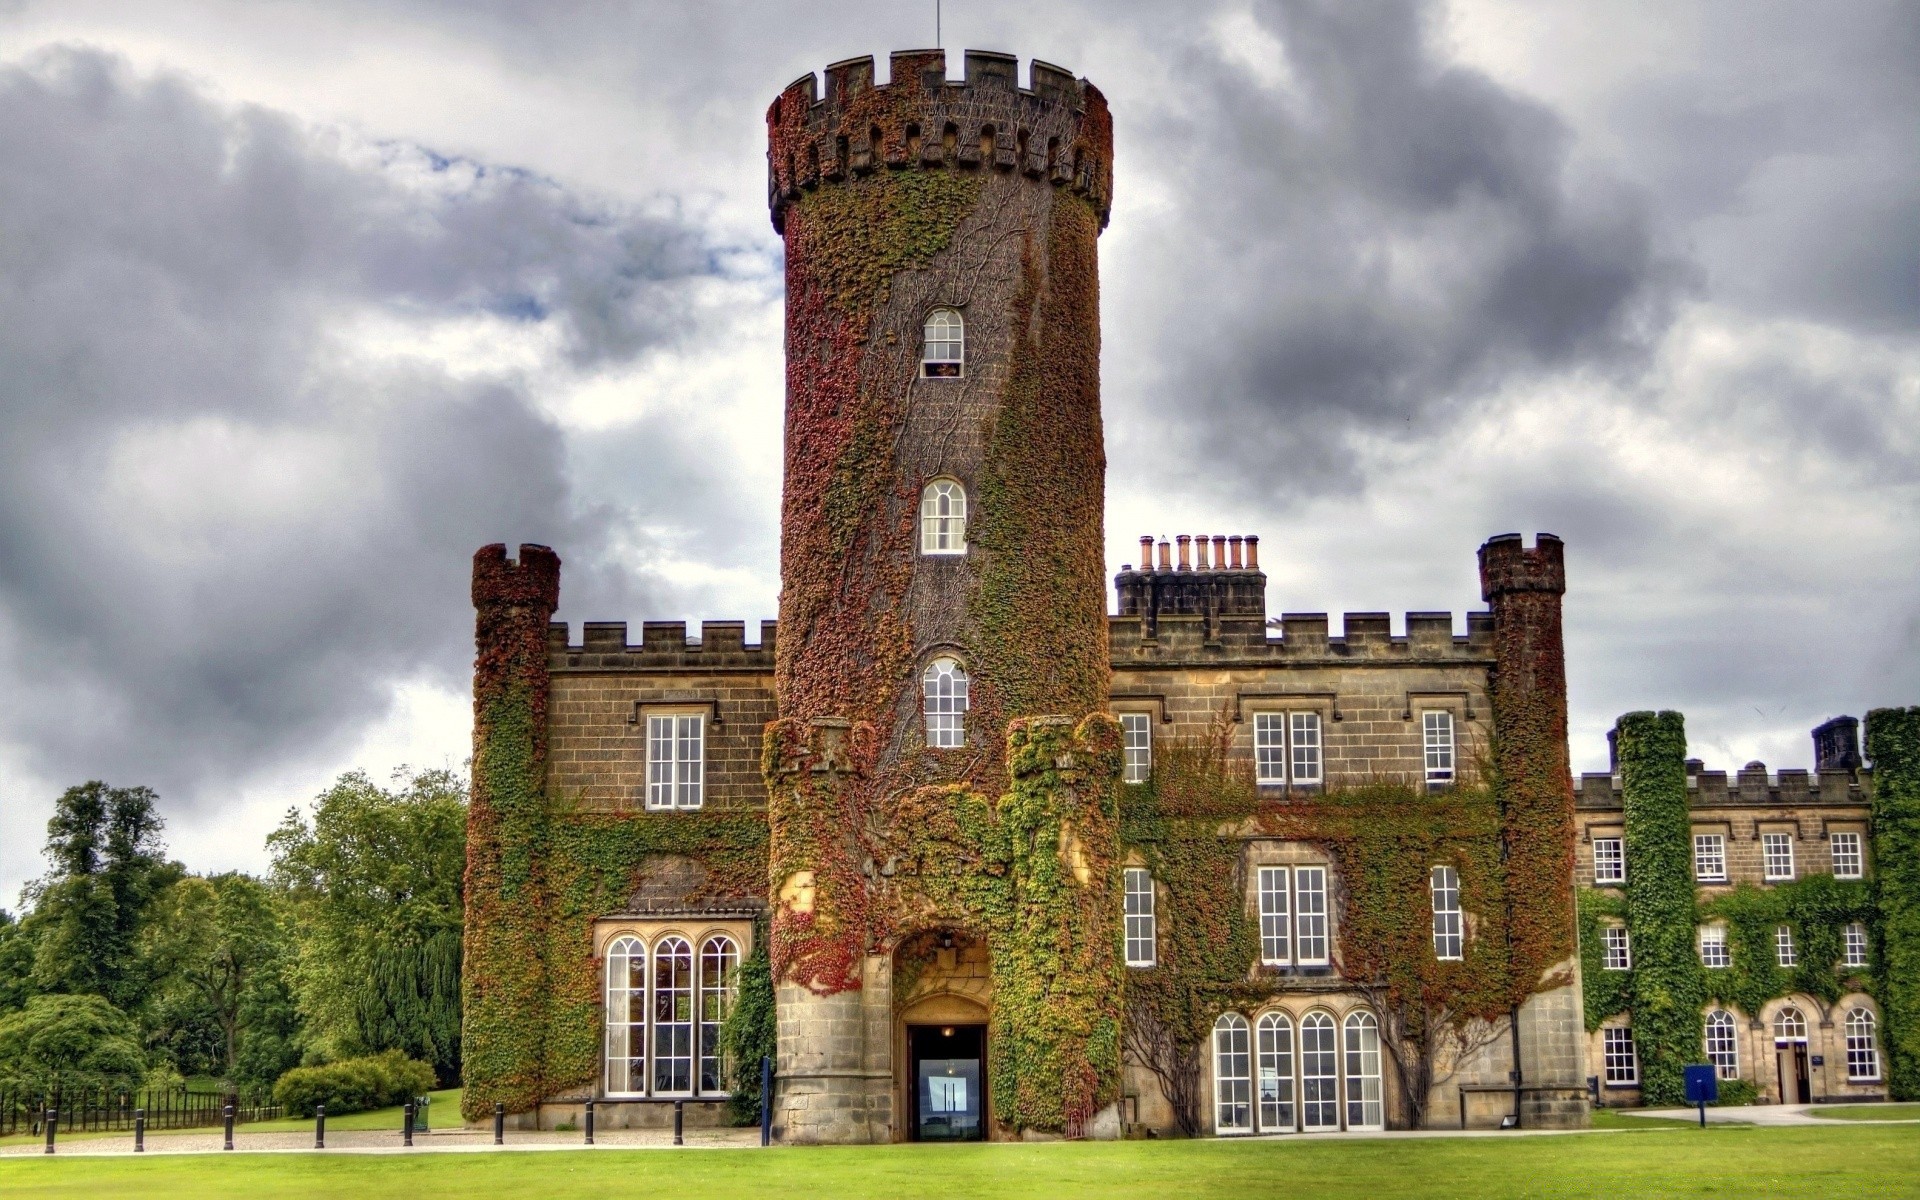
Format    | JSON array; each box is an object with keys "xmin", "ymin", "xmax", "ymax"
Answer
[
  {"xmin": 0, "ymin": 912, "xmax": 36, "ymax": 1017},
  {"xmin": 141, "ymin": 873, "xmax": 286, "ymax": 1080},
  {"xmin": 0, "ymin": 994, "xmax": 146, "ymax": 1102},
  {"xmin": 269, "ymin": 768, "xmax": 466, "ymax": 1083},
  {"xmin": 28, "ymin": 782, "xmax": 178, "ymax": 1010}
]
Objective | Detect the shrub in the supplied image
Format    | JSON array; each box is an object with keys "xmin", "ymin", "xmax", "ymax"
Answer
[
  {"xmin": 1713, "ymin": 1078, "xmax": 1758, "ymax": 1107},
  {"xmin": 273, "ymin": 1050, "xmax": 435, "ymax": 1116}
]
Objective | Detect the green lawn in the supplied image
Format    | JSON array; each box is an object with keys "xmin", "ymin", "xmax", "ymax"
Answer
[
  {"xmin": 3, "ymin": 1122, "xmax": 1918, "ymax": 1199},
  {"xmin": 1810, "ymin": 1103, "xmax": 1920, "ymax": 1122}
]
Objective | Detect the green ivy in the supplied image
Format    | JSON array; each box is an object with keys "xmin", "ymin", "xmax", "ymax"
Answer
[
  {"xmin": 1698, "ymin": 878, "xmax": 1874, "ymax": 1014},
  {"xmin": 1866, "ymin": 706, "xmax": 1920, "ymax": 1100},
  {"xmin": 1576, "ymin": 888, "xmax": 1630, "ymax": 1030},
  {"xmin": 719, "ymin": 916, "xmax": 777, "ymax": 1125}
]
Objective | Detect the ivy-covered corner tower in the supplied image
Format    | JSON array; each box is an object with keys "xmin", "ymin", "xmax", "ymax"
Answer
[
  {"xmin": 1865, "ymin": 707, "xmax": 1920, "ymax": 1099},
  {"xmin": 763, "ymin": 50, "xmax": 1118, "ymax": 1142},
  {"xmin": 1478, "ymin": 533, "xmax": 1587, "ymax": 1123}
]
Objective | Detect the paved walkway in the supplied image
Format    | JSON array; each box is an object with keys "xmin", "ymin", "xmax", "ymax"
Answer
[
  {"xmin": 1624, "ymin": 1104, "xmax": 1919, "ymax": 1126},
  {"xmin": 0, "ymin": 1125, "xmax": 764, "ymax": 1157}
]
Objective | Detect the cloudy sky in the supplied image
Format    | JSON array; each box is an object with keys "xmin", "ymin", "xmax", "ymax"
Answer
[{"xmin": 0, "ymin": 0, "xmax": 1914, "ymax": 901}]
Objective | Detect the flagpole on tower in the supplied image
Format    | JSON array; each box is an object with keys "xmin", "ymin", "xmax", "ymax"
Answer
[{"xmin": 937, "ymin": 0, "xmax": 942, "ymax": 48}]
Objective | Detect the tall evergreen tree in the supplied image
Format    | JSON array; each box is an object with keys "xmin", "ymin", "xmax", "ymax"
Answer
[{"xmin": 29, "ymin": 782, "xmax": 178, "ymax": 1010}]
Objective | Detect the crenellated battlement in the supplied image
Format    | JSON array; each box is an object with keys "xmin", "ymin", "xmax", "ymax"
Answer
[
  {"xmin": 1576, "ymin": 717, "xmax": 1873, "ymax": 810},
  {"xmin": 1109, "ymin": 608, "xmax": 1494, "ymax": 663},
  {"xmin": 1478, "ymin": 532, "xmax": 1565, "ymax": 599},
  {"xmin": 766, "ymin": 49, "xmax": 1112, "ymax": 233},
  {"xmin": 546, "ymin": 619, "xmax": 779, "ymax": 673}
]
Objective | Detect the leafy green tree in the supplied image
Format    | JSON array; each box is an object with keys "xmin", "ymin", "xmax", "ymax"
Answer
[
  {"xmin": 0, "ymin": 994, "xmax": 146, "ymax": 1101},
  {"xmin": 0, "ymin": 911, "xmax": 36, "ymax": 1017},
  {"xmin": 140, "ymin": 873, "xmax": 288, "ymax": 1080},
  {"xmin": 28, "ymin": 782, "xmax": 178, "ymax": 1010},
  {"xmin": 269, "ymin": 768, "xmax": 466, "ymax": 1083}
]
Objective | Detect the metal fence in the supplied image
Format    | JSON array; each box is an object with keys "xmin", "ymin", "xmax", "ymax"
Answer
[{"xmin": 0, "ymin": 1087, "xmax": 281, "ymax": 1137}]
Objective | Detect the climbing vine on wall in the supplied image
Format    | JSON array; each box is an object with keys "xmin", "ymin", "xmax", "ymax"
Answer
[{"xmin": 1866, "ymin": 707, "xmax": 1920, "ymax": 1100}]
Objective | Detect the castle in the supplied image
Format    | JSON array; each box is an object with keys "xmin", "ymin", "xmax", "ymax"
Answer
[{"xmin": 458, "ymin": 50, "xmax": 1912, "ymax": 1141}]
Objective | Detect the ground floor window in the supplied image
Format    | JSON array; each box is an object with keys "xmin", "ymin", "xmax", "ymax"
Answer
[
  {"xmin": 1213, "ymin": 1013, "xmax": 1253, "ymax": 1133},
  {"xmin": 604, "ymin": 932, "xmax": 743, "ymax": 1097},
  {"xmin": 1603, "ymin": 1027, "xmax": 1638, "ymax": 1085},
  {"xmin": 1219, "ymin": 1008, "xmax": 1382, "ymax": 1134},
  {"xmin": 1300, "ymin": 1012, "xmax": 1340, "ymax": 1131},
  {"xmin": 1256, "ymin": 1012, "xmax": 1295, "ymax": 1131},
  {"xmin": 1845, "ymin": 1009, "xmax": 1880, "ymax": 1081},
  {"xmin": 1704, "ymin": 1010, "xmax": 1739, "ymax": 1079},
  {"xmin": 1343, "ymin": 1012, "xmax": 1384, "ymax": 1130}
]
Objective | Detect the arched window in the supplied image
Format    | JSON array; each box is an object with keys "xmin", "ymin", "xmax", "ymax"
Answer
[
  {"xmin": 920, "ymin": 480, "xmax": 967, "ymax": 555},
  {"xmin": 922, "ymin": 657, "xmax": 969, "ymax": 748},
  {"xmin": 652, "ymin": 936, "xmax": 694, "ymax": 1094},
  {"xmin": 1704, "ymin": 1010, "xmax": 1739, "ymax": 1079},
  {"xmin": 1343, "ymin": 1011, "xmax": 1384, "ymax": 1130},
  {"xmin": 1845, "ymin": 1008, "xmax": 1880, "ymax": 1081},
  {"xmin": 1430, "ymin": 865, "xmax": 1463, "ymax": 960},
  {"xmin": 922, "ymin": 308, "xmax": 963, "ymax": 377},
  {"xmin": 1773, "ymin": 1006, "xmax": 1807, "ymax": 1041},
  {"xmin": 1300, "ymin": 1011, "xmax": 1339, "ymax": 1131},
  {"xmin": 1213, "ymin": 1013, "xmax": 1252, "ymax": 1133},
  {"xmin": 605, "ymin": 936, "xmax": 646, "ymax": 1095},
  {"xmin": 1255, "ymin": 1012, "xmax": 1295, "ymax": 1133},
  {"xmin": 699, "ymin": 936, "xmax": 740, "ymax": 1094}
]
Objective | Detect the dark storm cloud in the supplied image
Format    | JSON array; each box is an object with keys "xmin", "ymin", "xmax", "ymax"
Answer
[
  {"xmin": 1107, "ymin": 0, "xmax": 1684, "ymax": 498},
  {"xmin": 0, "ymin": 46, "xmax": 733, "ymax": 802}
]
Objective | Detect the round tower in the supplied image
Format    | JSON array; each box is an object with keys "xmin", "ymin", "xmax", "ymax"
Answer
[{"xmin": 763, "ymin": 50, "xmax": 1115, "ymax": 1142}]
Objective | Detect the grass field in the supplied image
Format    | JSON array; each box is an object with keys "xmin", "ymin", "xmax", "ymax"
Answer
[
  {"xmin": 3, "ymin": 1122, "xmax": 1919, "ymax": 1199},
  {"xmin": 1809, "ymin": 1103, "xmax": 1920, "ymax": 1122}
]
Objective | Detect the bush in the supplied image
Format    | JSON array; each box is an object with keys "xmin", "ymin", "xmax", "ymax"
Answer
[
  {"xmin": 273, "ymin": 1050, "xmax": 435, "ymax": 1117},
  {"xmin": 1713, "ymin": 1078, "xmax": 1758, "ymax": 1107}
]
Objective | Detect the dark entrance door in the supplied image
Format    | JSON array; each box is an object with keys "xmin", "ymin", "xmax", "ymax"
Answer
[{"xmin": 909, "ymin": 1024, "xmax": 985, "ymax": 1141}]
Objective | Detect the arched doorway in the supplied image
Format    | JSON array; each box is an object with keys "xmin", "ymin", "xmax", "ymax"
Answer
[{"xmin": 894, "ymin": 930, "xmax": 991, "ymax": 1141}]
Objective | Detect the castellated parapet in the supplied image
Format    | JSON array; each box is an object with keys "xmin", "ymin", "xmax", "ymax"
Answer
[{"xmin": 766, "ymin": 50, "xmax": 1112, "ymax": 234}]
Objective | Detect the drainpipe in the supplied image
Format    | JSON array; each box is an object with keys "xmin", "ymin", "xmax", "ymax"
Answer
[{"xmin": 1509, "ymin": 1005, "xmax": 1524, "ymax": 1129}]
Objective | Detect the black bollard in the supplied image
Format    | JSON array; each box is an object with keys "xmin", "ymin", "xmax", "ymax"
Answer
[
  {"xmin": 494, "ymin": 1100, "xmax": 505, "ymax": 1145},
  {"xmin": 44, "ymin": 1107, "xmax": 55, "ymax": 1155},
  {"xmin": 673, "ymin": 1099, "xmax": 683, "ymax": 1146},
  {"xmin": 403, "ymin": 1101, "xmax": 414, "ymax": 1147},
  {"xmin": 223, "ymin": 1103, "xmax": 235, "ymax": 1151},
  {"xmin": 759, "ymin": 1056, "xmax": 772, "ymax": 1147},
  {"xmin": 135, "ymin": 1108, "xmax": 146, "ymax": 1153},
  {"xmin": 584, "ymin": 1098, "xmax": 594, "ymax": 1145},
  {"xmin": 315, "ymin": 1103, "xmax": 326, "ymax": 1150}
]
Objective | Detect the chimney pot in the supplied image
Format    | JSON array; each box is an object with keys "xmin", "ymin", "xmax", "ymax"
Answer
[
  {"xmin": 1245, "ymin": 535, "xmax": 1260, "ymax": 571},
  {"xmin": 1228, "ymin": 536, "xmax": 1243, "ymax": 570},
  {"xmin": 1139, "ymin": 536, "xmax": 1155, "ymax": 571},
  {"xmin": 1176, "ymin": 534, "xmax": 1192, "ymax": 571},
  {"xmin": 1212, "ymin": 536, "xmax": 1227, "ymax": 572},
  {"xmin": 1157, "ymin": 540, "xmax": 1172, "ymax": 571}
]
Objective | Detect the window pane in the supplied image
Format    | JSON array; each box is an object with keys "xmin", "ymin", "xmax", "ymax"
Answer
[
  {"xmin": 1700, "ymin": 926, "xmax": 1729, "ymax": 969},
  {"xmin": 1603, "ymin": 1027, "xmax": 1638, "ymax": 1084},
  {"xmin": 1694, "ymin": 834, "xmax": 1726, "ymax": 881},
  {"xmin": 605, "ymin": 937, "xmax": 647, "ymax": 1094},
  {"xmin": 1295, "ymin": 867, "xmax": 1328, "ymax": 964},
  {"xmin": 1844, "ymin": 923, "xmax": 1868, "ymax": 968},
  {"xmin": 1603, "ymin": 925, "xmax": 1631, "ymax": 971},
  {"xmin": 920, "ymin": 481, "xmax": 967, "ymax": 554},
  {"xmin": 1291, "ymin": 712, "xmax": 1321, "ymax": 785},
  {"xmin": 1845, "ymin": 1009, "xmax": 1879, "ymax": 1081},
  {"xmin": 1120, "ymin": 712, "xmax": 1152, "ymax": 784},
  {"xmin": 1299, "ymin": 1013, "xmax": 1339, "ymax": 1130},
  {"xmin": 922, "ymin": 658, "xmax": 969, "ymax": 749},
  {"xmin": 647, "ymin": 716, "xmax": 675, "ymax": 810},
  {"xmin": 1255, "ymin": 1013, "xmax": 1294, "ymax": 1132},
  {"xmin": 1254, "ymin": 714, "xmax": 1286, "ymax": 784},
  {"xmin": 923, "ymin": 309, "xmax": 964, "ymax": 375},
  {"xmin": 699, "ymin": 936, "xmax": 740, "ymax": 1094},
  {"xmin": 653, "ymin": 937, "xmax": 694, "ymax": 1094},
  {"xmin": 1830, "ymin": 832, "xmax": 1862, "ymax": 879},
  {"xmin": 1430, "ymin": 865, "xmax": 1462, "ymax": 960},
  {"xmin": 1423, "ymin": 711, "xmax": 1455, "ymax": 785},
  {"xmin": 1762, "ymin": 832, "xmax": 1794, "ymax": 880},
  {"xmin": 1125, "ymin": 868, "xmax": 1156, "ymax": 967},
  {"xmin": 676, "ymin": 715, "xmax": 704, "ymax": 809},
  {"xmin": 1705, "ymin": 1011, "xmax": 1739, "ymax": 1079},
  {"xmin": 1344, "ymin": 1013, "xmax": 1383, "ymax": 1129},
  {"xmin": 1775, "ymin": 925, "xmax": 1796, "ymax": 967},
  {"xmin": 1214, "ymin": 1015, "xmax": 1252, "ymax": 1133},
  {"xmin": 1593, "ymin": 837, "xmax": 1624, "ymax": 884},
  {"xmin": 1258, "ymin": 866, "xmax": 1290, "ymax": 965}
]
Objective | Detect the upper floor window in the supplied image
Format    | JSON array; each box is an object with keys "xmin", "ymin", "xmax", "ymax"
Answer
[
  {"xmin": 647, "ymin": 713, "xmax": 705, "ymax": 810},
  {"xmin": 1254, "ymin": 711, "xmax": 1322, "ymax": 788},
  {"xmin": 1830, "ymin": 831, "xmax": 1863, "ymax": 879},
  {"xmin": 1704, "ymin": 1010, "xmax": 1739, "ymax": 1079},
  {"xmin": 1603, "ymin": 1026, "xmax": 1638, "ymax": 1085},
  {"xmin": 1845, "ymin": 1008, "xmax": 1880, "ymax": 1081},
  {"xmin": 1119, "ymin": 712, "xmax": 1152, "ymax": 784},
  {"xmin": 1844, "ymin": 922, "xmax": 1869, "ymax": 968},
  {"xmin": 920, "ymin": 480, "xmax": 967, "ymax": 555},
  {"xmin": 1430, "ymin": 865, "xmax": 1463, "ymax": 961},
  {"xmin": 922, "ymin": 308, "xmax": 964, "ymax": 377},
  {"xmin": 1124, "ymin": 867, "xmax": 1157, "ymax": 967},
  {"xmin": 1699, "ymin": 925, "xmax": 1730, "ymax": 969},
  {"xmin": 1255, "ymin": 863, "xmax": 1330, "ymax": 967},
  {"xmin": 922, "ymin": 657, "xmax": 969, "ymax": 749},
  {"xmin": 1602, "ymin": 925, "xmax": 1632, "ymax": 971},
  {"xmin": 1693, "ymin": 833, "xmax": 1727, "ymax": 882},
  {"xmin": 1762, "ymin": 831, "xmax": 1795, "ymax": 881},
  {"xmin": 1775, "ymin": 925, "xmax": 1797, "ymax": 968},
  {"xmin": 1592, "ymin": 836, "xmax": 1625, "ymax": 885},
  {"xmin": 1422, "ymin": 711, "xmax": 1455, "ymax": 789}
]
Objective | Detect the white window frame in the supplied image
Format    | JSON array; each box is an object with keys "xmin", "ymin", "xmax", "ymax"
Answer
[
  {"xmin": 698, "ymin": 935, "xmax": 740, "ymax": 1095},
  {"xmin": 1119, "ymin": 712, "xmax": 1152, "ymax": 785},
  {"xmin": 652, "ymin": 935, "xmax": 696, "ymax": 1096},
  {"xmin": 1422, "ymin": 710, "xmax": 1455, "ymax": 788},
  {"xmin": 1253, "ymin": 710, "xmax": 1325, "ymax": 788},
  {"xmin": 1844, "ymin": 1008, "xmax": 1880, "ymax": 1081},
  {"xmin": 1774, "ymin": 1006, "xmax": 1807, "ymax": 1042},
  {"xmin": 1602, "ymin": 925, "xmax": 1632, "ymax": 971},
  {"xmin": 1344, "ymin": 1011, "xmax": 1385, "ymax": 1131},
  {"xmin": 1213, "ymin": 1013, "xmax": 1253, "ymax": 1134},
  {"xmin": 1693, "ymin": 833, "xmax": 1727, "ymax": 882},
  {"xmin": 1255, "ymin": 1012, "xmax": 1295, "ymax": 1133},
  {"xmin": 646, "ymin": 712, "xmax": 705, "ymax": 811},
  {"xmin": 1430, "ymin": 865, "xmax": 1463, "ymax": 961},
  {"xmin": 1830, "ymin": 831, "xmax": 1863, "ymax": 879},
  {"xmin": 919, "ymin": 479, "xmax": 967, "ymax": 555},
  {"xmin": 1257, "ymin": 866, "xmax": 1291, "ymax": 966},
  {"xmin": 1699, "ymin": 925, "xmax": 1730, "ymax": 969},
  {"xmin": 1299, "ymin": 1011, "xmax": 1340, "ymax": 1131},
  {"xmin": 1592, "ymin": 836, "xmax": 1625, "ymax": 885},
  {"xmin": 921, "ymin": 307, "xmax": 964, "ymax": 377},
  {"xmin": 1290, "ymin": 712, "xmax": 1322, "ymax": 786},
  {"xmin": 1124, "ymin": 867, "xmax": 1157, "ymax": 967},
  {"xmin": 1775, "ymin": 925, "xmax": 1797, "ymax": 968},
  {"xmin": 1761, "ymin": 832, "xmax": 1795, "ymax": 881},
  {"xmin": 1603, "ymin": 1027, "xmax": 1638, "ymax": 1085},
  {"xmin": 1253, "ymin": 713, "xmax": 1287, "ymax": 785},
  {"xmin": 1293, "ymin": 866, "xmax": 1329, "ymax": 966},
  {"xmin": 605, "ymin": 935, "xmax": 647, "ymax": 1096},
  {"xmin": 1844, "ymin": 922, "xmax": 1868, "ymax": 969},
  {"xmin": 1704, "ymin": 1010, "xmax": 1739, "ymax": 1079},
  {"xmin": 922, "ymin": 657, "xmax": 969, "ymax": 749}
]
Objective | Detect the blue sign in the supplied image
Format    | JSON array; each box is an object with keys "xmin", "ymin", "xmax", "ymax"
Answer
[{"xmin": 1684, "ymin": 1065, "xmax": 1719, "ymax": 1105}]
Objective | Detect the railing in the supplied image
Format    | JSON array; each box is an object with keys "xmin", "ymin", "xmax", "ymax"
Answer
[{"xmin": 1, "ymin": 1087, "xmax": 280, "ymax": 1137}]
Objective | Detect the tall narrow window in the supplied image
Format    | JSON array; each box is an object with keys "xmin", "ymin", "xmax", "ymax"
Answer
[
  {"xmin": 699, "ymin": 936, "xmax": 740, "ymax": 1094},
  {"xmin": 1430, "ymin": 865, "xmax": 1463, "ymax": 960},
  {"xmin": 1343, "ymin": 1012, "xmax": 1384, "ymax": 1130},
  {"xmin": 1603, "ymin": 1027, "xmax": 1638, "ymax": 1085},
  {"xmin": 1290, "ymin": 712, "xmax": 1322, "ymax": 786},
  {"xmin": 1602, "ymin": 925, "xmax": 1632, "ymax": 970},
  {"xmin": 1762, "ymin": 832, "xmax": 1795, "ymax": 881},
  {"xmin": 1213, "ymin": 1013, "xmax": 1252, "ymax": 1133},
  {"xmin": 922, "ymin": 308, "xmax": 964, "ymax": 377},
  {"xmin": 1254, "ymin": 713, "xmax": 1287, "ymax": 785},
  {"xmin": 1299, "ymin": 1012, "xmax": 1339, "ymax": 1131},
  {"xmin": 653, "ymin": 936, "xmax": 695, "ymax": 1094},
  {"xmin": 1119, "ymin": 712, "xmax": 1152, "ymax": 784},
  {"xmin": 1775, "ymin": 925, "xmax": 1797, "ymax": 967},
  {"xmin": 1257, "ymin": 866, "xmax": 1291, "ymax": 965},
  {"xmin": 1845, "ymin": 1009, "xmax": 1880, "ymax": 1081},
  {"xmin": 1422, "ymin": 711, "xmax": 1455, "ymax": 788},
  {"xmin": 1124, "ymin": 867, "xmax": 1156, "ymax": 967},
  {"xmin": 1844, "ymin": 922, "xmax": 1869, "ymax": 968},
  {"xmin": 1699, "ymin": 925, "xmax": 1730, "ymax": 969},
  {"xmin": 1255, "ymin": 1012, "xmax": 1295, "ymax": 1132},
  {"xmin": 922, "ymin": 657, "xmax": 969, "ymax": 749},
  {"xmin": 1694, "ymin": 833, "xmax": 1727, "ymax": 882},
  {"xmin": 919, "ymin": 480, "xmax": 967, "ymax": 555},
  {"xmin": 1830, "ymin": 831, "xmax": 1863, "ymax": 879},
  {"xmin": 1704, "ymin": 1010, "xmax": 1739, "ymax": 1079},
  {"xmin": 1592, "ymin": 836, "xmax": 1625, "ymax": 884},
  {"xmin": 1294, "ymin": 867, "xmax": 1329, "ymax": 965},
  {"xmin": 646, "ymin": 714, "xmax": 704, "ymax": 811},
  {"xmin": 605, "ymin": 936, "xmax": 646, "ymax": 1095}
]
